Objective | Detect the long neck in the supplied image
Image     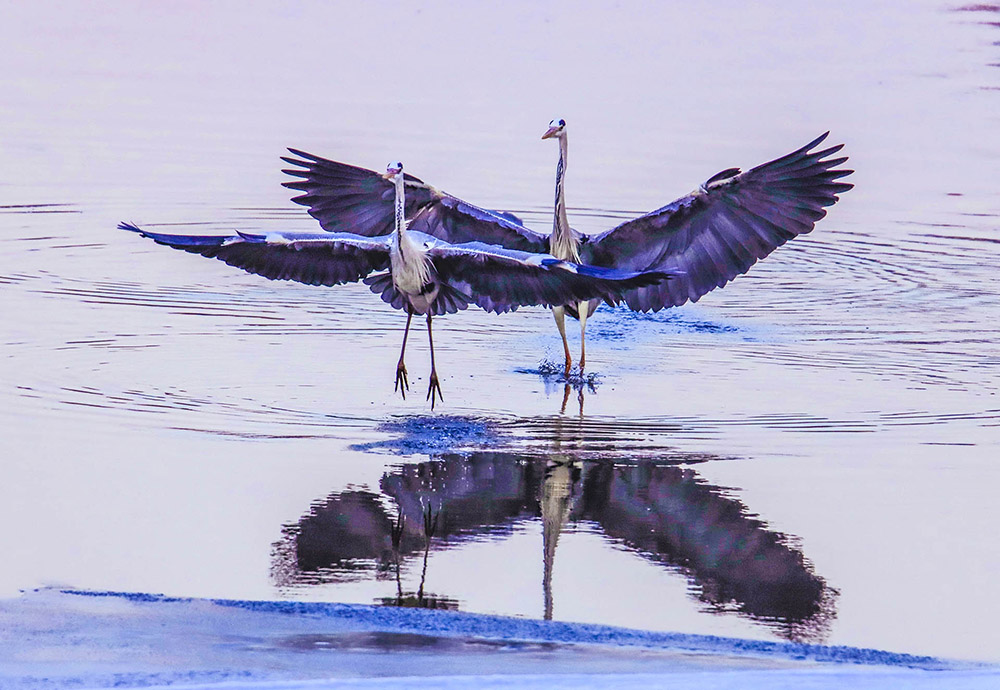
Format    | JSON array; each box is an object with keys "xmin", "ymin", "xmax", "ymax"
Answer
[
  {"xmin": 391, "ymin": 172, "xmax": 428, "ymax": 285},
  {"xmin": 394, "ymin": 174, "xmax": 406, "ymax": 240},
  {"xmin": 550, "ymin": 134, "xmax": 578, "ymax": 261}
]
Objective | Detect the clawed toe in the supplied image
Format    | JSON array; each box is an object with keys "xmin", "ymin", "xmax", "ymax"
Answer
[
  {"xmin": 426, "ymin": 371, "xmax": 443, "ymax": 410},
  {"xmin": 395, "ymin": 362, "xmax": 409, "ymax": 398}
]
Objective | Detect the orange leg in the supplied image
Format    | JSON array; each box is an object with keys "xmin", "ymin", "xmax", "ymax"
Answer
[
  {"xmin": 577, "ymin": 301, "xmax": 588, "ymax": 374},
  {"xmin": 552, "ymin": 306, "xmax": 571, "ymax": 376}
]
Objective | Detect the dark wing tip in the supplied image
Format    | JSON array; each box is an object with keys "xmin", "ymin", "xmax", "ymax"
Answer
[
  {"xmin": 704, "ymin": 167, "xmax": 742, "ymax": 187},
  {"xmin": 813, "ymin": 144, "xmax": 845, "ymax": 158},
  {"xmin": 235, "ymin": 230, "xmax": 266, "ymax": 242},
  {"xmin": 284, "ymin": 147, "xmax": 339, "ymax": 166},
  {"xmin": 820, "ymin": 155, "xmax": 849, "ymax": 168},
  {"xmin": 118, "ymin": 221, "xmax": 142, "ymax": 233},
  {"xmin": 808, "ymin": 131, "xmax": 831, "ymax": 150}
]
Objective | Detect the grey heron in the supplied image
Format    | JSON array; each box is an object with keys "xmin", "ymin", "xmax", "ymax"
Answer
[
  {"xmin": 283, "ymin": 125, "xmax": 853, "ymax": 376},
  {"xmin": 120, "ymin": 162, "xmax": 672, "ymax": 408}
]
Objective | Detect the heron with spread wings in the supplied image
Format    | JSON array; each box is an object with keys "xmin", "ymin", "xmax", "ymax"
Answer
[
  {"xmin": 121, "ymin": 162, "xmax": 672, "ymax": 407},
  {"xmin": 283, "ymin": 124, "xmax": 853, "ymax": 375}
]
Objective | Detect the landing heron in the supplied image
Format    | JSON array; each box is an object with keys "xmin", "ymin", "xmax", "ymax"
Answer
[
  {"xmin": 120, "ymin": 162, "xmax": 671, "ymax": 407},
  {"xmin": 283, "ymin": 125, "xmax": 853, "ymax": 375}
]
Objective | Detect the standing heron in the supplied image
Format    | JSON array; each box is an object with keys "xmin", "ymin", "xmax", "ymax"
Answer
[
  {"xmin": 540, "ymin": 118, "xmax": 589, "ymax": 373},
  {"xmin": 283, "ymin": 124, "xmax": 852, "ymax": 376},
  {"xmin": 120, "ymin": 162, "xmax": 671, "ymax": 407}
]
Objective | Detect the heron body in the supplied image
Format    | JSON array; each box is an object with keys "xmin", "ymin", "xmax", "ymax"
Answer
[
  {"xmin": 121, "ymin": 161, "xmax": 673, "ymax": 407},
  {"xmin": 383, "ymin": 162, "xmax": 444, "ymax": 401},
  {"xmin": 282, "ymin": 124, "xmax": 853, "ymax": 377},
  {"xmin": 389, "ymin": 231, "xmax": 435, "ymax": 308},
  {"xmin": 387, "ymin": 166, "xmax": 436, "ymax": 313}
]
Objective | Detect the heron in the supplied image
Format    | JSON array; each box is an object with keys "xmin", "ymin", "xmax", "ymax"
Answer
[
  {"xmin": 120, "ymin": 162, "xmax": 672, "ymax": 408},
  {"xmin": 282, "ymin": 124, "xmax": 853, "ymax": 376}
]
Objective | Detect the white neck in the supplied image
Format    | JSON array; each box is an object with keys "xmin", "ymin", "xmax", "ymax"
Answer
[
  {"xmin": 394, "ymin": 173, "xmax": 406, "ymax": 239},
  {"xmin": 390, "ymin": 171, "xmax": 432, "ymax": 295}
]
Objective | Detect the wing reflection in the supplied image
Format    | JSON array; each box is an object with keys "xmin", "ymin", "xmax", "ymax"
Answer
[
  {"xmin": 577, "ymin": 462, "xmax": 834, "ymax": 640},
  {"xmin": 272, "ymin": 451, "xmax": 835, "ymax": 642}
]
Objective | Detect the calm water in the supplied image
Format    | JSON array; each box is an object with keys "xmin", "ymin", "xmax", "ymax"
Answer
[{"xmin": 2, "ymin": 0, "xmax": 999, "ymax": 662}]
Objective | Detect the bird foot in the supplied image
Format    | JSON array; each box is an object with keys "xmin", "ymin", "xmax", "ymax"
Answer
[
  {"xmin": 426, "ymin": 369, "xmax": 443, "ymax": 410},
  {"xmin": 395, "ymin": 361, "xmax": 409, "ymax": 398}
]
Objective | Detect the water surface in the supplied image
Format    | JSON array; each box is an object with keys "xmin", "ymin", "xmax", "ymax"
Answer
[{"xmin": 1, "ymin": 0, "xmax": 998, "ymax": 662}]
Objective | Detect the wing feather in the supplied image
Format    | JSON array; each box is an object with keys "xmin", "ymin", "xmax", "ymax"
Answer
[
  {"xmin": 427, "ymin": 241, "xmax": 672, "ymax": 315},
  {"xmin": 282, "ymin": 148, "xmax": 550, "ymax": 253},
  {"xmin": 584, "ymin": 133, "xmax": 852, "ymax": 311},
  {"xmin": 416, "ymin": 197, "xmax": 549, "ymax": 253},
  {"xmin": 120, "ymin": 223, "xmax": 390, "ymax": 286},
  {"xmin": 281, "ymin": 149, "xmax": 436, "ymax": 236}
]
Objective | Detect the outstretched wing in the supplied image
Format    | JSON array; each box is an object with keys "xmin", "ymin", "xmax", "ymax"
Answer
[
  {"xmin": 120, "ymin": 222, "xmax": 390, "ymax": 286},
  {"xmin": 581, "ymin": 132, "xmax": 853, "ymax": 312},
  {"xmin": 409, "ymin": 198, "xmax": 549, "ymax": 254},
  {"xmin": 427, "ymin": 239, "xmax": 672, "ymax": 315},
  {"xmin": 282, "ymin": 148, "xmax": 549, "ymax": 253},
  {"xmin": 282, "ymin": 149, "xmax": 436, "ymax": 237}
]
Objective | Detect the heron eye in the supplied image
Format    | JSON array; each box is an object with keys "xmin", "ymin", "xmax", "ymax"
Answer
[{"xmin": 549, "ymin": 119, "xmax": 558, "ymax": 127}]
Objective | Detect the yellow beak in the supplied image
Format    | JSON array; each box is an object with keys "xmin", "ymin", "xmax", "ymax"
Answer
[{"xmin": 541, "ymin": 126, "xmax": 561, "ymax": 140}]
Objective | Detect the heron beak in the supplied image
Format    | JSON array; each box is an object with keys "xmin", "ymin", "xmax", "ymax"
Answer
[{"xmin": 541, "ymin": 126, "xmax": 561, "ymax": 140}]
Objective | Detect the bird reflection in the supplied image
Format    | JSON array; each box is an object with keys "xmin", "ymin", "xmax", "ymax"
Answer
[
  {"xmin": 541, "ymin": 458, "xmax": 580, "ymax": 620},
  {"xmin": 272, "ymin": 451, "xmax": 836, "ymax": 642}
]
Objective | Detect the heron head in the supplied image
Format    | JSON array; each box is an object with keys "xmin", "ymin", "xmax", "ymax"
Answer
[
  {"xmin": 385, "ymin": 161, "xmax": 404, "ymax": 178},
  {"xmin": 541, "ymin": 118, "xmax": 566, "ymax": 140}
]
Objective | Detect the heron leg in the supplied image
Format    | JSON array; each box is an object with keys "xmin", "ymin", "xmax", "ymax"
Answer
[
  {"xmin": 395, "ymin": 308, "xmax": 413, "ymax": 398},
  {"xmin": 552, "ymin": 306, "xmax": 571, "ymax": 376},
  {"xmin": 577, "ymin": 301, "xmax": 589, "ymax": 374},
  {"xmin": 426, "ymin": 313, "xmax": 443, "ymax": 409}
]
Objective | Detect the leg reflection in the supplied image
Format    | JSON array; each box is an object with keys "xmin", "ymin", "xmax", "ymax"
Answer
[
  {"xmin": 390, "ymin": 509, "xmax": 405, "ymax": 605},
  {"xmin": 417, "ymin": 503, "xmax": 439, "ymax": 605},
  {"xmin": 559, "ymin": 383, "xmax": 586, "ymax": 417}
]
